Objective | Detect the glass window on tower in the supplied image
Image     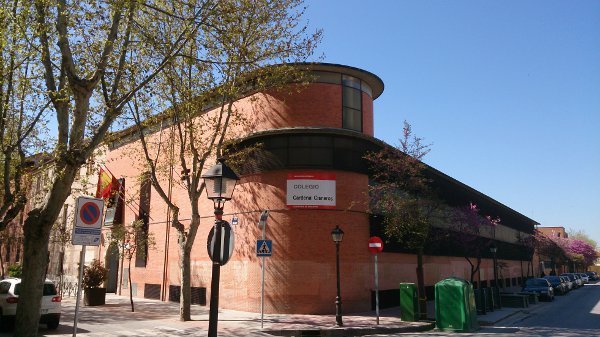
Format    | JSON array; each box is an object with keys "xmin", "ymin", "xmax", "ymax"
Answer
[{"xmin": 342, "ymin": 75, "xmax": 362, "ymax": 131}]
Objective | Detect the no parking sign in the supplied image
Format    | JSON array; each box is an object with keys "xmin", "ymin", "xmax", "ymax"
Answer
[{"xmin": 72, "ymin": 196, "xmax": 104, "ymax": 246}]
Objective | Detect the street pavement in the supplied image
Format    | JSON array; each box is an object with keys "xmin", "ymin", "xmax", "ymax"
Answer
[
  {"xmin": 365, "ymin": 282, "xmax": 600, "ymax": 336},
  {"xmin": 20, "ymin": 293, "xmax": 433, "ymax": 337},
  {"xmin": 5, "ymin": 289, "xmax": 532, "ymax": 336}
]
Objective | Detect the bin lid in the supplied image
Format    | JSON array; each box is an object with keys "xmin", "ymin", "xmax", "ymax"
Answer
[{"xmin": 435, "ymin": 277, "xmax": 470, "ymax": 287}]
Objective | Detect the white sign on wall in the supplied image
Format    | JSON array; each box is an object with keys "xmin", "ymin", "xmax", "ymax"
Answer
[{"xmin": 286, "ymin": 173, "xmax": 336, "ymax": 209}]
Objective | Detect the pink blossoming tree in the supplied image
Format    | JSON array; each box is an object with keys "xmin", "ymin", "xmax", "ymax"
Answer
[{"xmin": 451, "ymin": 203, "xmax": 500, "ymax": 284}]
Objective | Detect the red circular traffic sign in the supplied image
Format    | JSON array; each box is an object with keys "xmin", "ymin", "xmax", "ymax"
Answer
[
  {"xmin": 368, "ymin": 236, "xmax": 384, "ymax": 254},
  {"xmin": 79, "ymin": 202, "xmax": 101, "ymax": 225}
]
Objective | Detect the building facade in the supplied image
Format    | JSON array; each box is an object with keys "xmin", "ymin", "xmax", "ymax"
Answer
[
  {"xmin": 40, "ymin": 63, "xmax": 538, "ymax": 314},
  {"xmin": 537, "ymin": 226, "xmax": 568, "ymax": 239}
]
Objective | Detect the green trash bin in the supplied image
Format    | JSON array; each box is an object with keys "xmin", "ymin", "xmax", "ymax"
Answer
[
  {"xmin": 435, "ymin": 277, "xmax": 479, "ymax": 332},
  {"xmin": 400, "ymin": 283, "xmax": 419, "ymax": 321}
]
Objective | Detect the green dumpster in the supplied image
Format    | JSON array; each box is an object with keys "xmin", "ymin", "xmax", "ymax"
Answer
[
  {"xmin": 400, "ymin": 283, "xmax": 419, "ymax": 321},
  {"xmin": 435, "ymin": 277, "xmax": 479, "ymax": 332}
]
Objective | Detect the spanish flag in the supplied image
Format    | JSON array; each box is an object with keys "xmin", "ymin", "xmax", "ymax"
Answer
[{"xmin": 96, "ymin": 168, "xmax": 116, "ymax": 199}]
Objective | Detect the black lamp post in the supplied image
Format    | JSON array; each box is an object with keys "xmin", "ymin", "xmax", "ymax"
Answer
[
  {"xmin": 331, "ymin": 225, "xmax": 344, "ymax": 327},
  {"xmin": 490, "ymin": 243, "xmax": 499, "ymax": 308},
  {"xmin": 202, "ymin": 158, "xmax": 239, "ymax": 337}
]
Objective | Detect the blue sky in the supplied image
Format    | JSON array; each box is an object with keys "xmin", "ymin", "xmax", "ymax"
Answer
[{"xmin": 305, "ymin": 0, "xmax": 600, "ymax": 242}]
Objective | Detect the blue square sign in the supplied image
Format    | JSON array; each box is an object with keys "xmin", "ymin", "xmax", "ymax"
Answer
[{"xmin": 256, "ymin": 240, "xmax": 272, "ymax": 257}]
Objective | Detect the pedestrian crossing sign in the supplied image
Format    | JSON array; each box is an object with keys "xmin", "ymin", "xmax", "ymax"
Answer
[{"xmin": 256, "ymin": 239, "xmax": 272, "ymax": 257}]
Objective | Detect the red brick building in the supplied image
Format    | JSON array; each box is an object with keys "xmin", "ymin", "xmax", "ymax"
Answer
[
  {"xmin": 537, "ymin": 226, "xmax": 568, "ymax": 239},
  {"xmin": 47, "ymin": 63, "xmax": 538, "ymax": 314}
]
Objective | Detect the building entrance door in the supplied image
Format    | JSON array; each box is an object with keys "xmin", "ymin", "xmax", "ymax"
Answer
[{"xmin": 105, "ymin": 243, "xmax": 120, "ymax": 293}]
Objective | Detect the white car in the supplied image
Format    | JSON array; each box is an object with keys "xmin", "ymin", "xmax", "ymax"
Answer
[
  {"xmin": 0, "ymin": 278, "xmax": 61, "ymax": 330},
  {"xmin": 577, "ymin": 273, "xmax": 589, "ymax": 284}
]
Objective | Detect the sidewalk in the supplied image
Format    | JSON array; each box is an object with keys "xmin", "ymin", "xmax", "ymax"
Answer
[
  {"xmin": 422, "ymin": 286, "xmax": 532, "ymax": 327},
  {"xmin": 17, "ymin": 291, "xmax": 537, "ymax": 337},
  {"xmin": 36, "ymin": 294, "xmax": 434, "ymax": 337},
  {"xmin": 422, "ymin": 299, "xmax": 524, "ymax": 327}
]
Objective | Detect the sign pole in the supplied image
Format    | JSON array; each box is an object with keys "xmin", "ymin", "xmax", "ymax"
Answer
[
  {"xmin": 260, "ymin": 213, "xmax": 267, "ymax": 329},
  {"xmin": 257, "ymin": 210, "xmax": 269, "ymax": 329},
  {"xmin": 71, "ymin": 196, "xmax": 104, "ymax": 336},
  {"xmin": 72, "ymin": 245, "xmax": 86, "ymax": 337},
  {"xmin": 368, "ymin": 236, "xmax": 384, "ymax": 325},
  {"xmin": 208, "ymin": 219, "xmax": 223, "ymax": 337},
  {"xmin": 374, "ymin": 253, "xmax": 380, "ymax": 325}
]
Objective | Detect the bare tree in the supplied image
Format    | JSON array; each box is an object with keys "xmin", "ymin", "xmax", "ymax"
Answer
[{"xmin": 109, "ymin": 220, "xmax": 155, "ymax": 312}]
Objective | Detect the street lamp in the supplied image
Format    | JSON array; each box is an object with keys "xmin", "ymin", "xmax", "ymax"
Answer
[
  {"xmin": 331, "ymin": 225, "xmax": 344, "ymax": 327},
  {"xmin": 202, "ymin": 158, "xmax": 239, "ymax": 337},
  {"xmin": 490, "ymin": 243, "xmax": 499, "ymax": 309},
  {"xmin": 202, "ymin": 158, "xmax": 239, "ymax": 214}
]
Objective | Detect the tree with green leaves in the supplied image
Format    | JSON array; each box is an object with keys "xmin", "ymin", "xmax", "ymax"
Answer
[
  {"xmin": 365, "ymin": 121, "xmax": 435, "ymax": 320},
  {"xmin": 126, "ymin": 0, "xmax": 320, "ymax": 321},
  {"xmin": 0, "ymin": 0, "xmax": 47, "ymax": 234},
  {"xmin": 12, "ymin": 1, "xmax": 234, "ymax": 335}
]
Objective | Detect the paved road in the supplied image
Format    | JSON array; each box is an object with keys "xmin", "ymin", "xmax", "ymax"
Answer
[{"xmin": 376, "ymin": 282, "xmax": 600, "ymax": 337}]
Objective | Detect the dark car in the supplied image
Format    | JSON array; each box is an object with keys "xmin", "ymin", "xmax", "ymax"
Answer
[
  {"xmin": 543, "ymin": 275, "xmax": 566, "ymax": 295},
  {"xmin": 522, "ymin": 278, "xmax": 554, "ymax": 301}
]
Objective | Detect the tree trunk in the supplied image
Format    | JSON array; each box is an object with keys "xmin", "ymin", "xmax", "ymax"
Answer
[
  {"xmin": 179, "ymin": 233, "xmax": 192, "ymax": 321},
  {"xmin": 15, "ymin": 171, "xmax": 74, "ymax": 336},
  {"xmin": 475, "ymin": 256, "xmax": 482, "ymax": 286},
  {"xmin": 129, "ymin": 258, "xmax": 134, "ymax": 312},
  {"xmin": 520, "ymin": 260, "xmax": 524, "ymax": 285},
  {"xmin": 416, "ymin": 248, "xmax": 427, "ymax": 320},
  {"xmin": 15, "ymin": 211, "xmax": 52, "ymax": 336},
  {"xmin": 468, "ymin": 260, "xmax": 476, "ymax": 284},
  {"xmin": 0, "ymin": 249, "xmax": 4, "ymax": 278},
  {"xmin": 476, "ymin": 256, "xmax": 484, "ymax": 314}
]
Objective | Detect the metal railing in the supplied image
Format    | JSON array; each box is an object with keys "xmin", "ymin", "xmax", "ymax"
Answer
[{"xmin": 47, "ymin": 274, "xmax": 79, "ymax": 297}]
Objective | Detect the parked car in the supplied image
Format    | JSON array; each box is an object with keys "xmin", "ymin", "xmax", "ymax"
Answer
[
  {"xmin": 559, "ymin": 275, "xmax": 573, "ymax": 292},
  {"xmin": 585, "ymin": 271, "xmax": 599, "ymax": 281},
  {"xmin": 561, "ymin": 273, "xmax": 582, "ymax": 288},
  {"xmin": 0, "ymin": 278, "xmax": 61, "ymax": 330},
  {"xmin": 573, "ymin": 274, "xmax": 584, "ymax": 287},
  {"xmin": 577, "ymin": 273, "xmax": 589, "ymax": 284},
  {"xmin": 522, "ymin": 278, "xmax": 554, "ymax": 301},
  {"xmin": 543, "ymin": 275, "xmax": 567, "ymax": 295}
]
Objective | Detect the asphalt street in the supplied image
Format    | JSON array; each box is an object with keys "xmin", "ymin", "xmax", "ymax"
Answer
[{"xmin": 374, "ymin": 282, "xmax": 600, "ymax": 337}]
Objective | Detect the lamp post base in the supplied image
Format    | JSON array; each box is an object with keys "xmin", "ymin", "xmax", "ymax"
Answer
[{"xmin": 335, "ymin": 296, "xmax": 343, "ymax": 327}]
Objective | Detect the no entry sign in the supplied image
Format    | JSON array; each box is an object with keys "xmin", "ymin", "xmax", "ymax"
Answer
[{"xmin": 368, "ymin": 236, "xmax": 384, "ymax": 254}]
